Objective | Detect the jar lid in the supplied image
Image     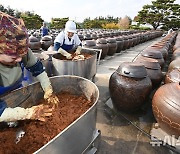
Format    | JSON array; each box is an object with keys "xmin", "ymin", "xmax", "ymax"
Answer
[
  {"xmin": 135, "ymin": 56, "xmax": 161, "ymax": 70},
  {"xmin": 141, "ymin": 50, "xmax": 163, "ymax": 59},
  {"xmin": 29, "ymin": 35, "xmax": 39, "ymax": 42},
  {"xmin": 96, "ymin": 38, "xmax": 107, "ymax": 44},
  {"xmin": 83, "ymin": 40, "xmax": 96, "ymax": 46},
  {"xmin": 115, "ymin": 37, "xmax": 123, "ymax": 41},
  {"xmin": 41, "ymin": 35, "xmax": 52, "ymax": 41},
  {"xmin": 116, "ymin": 62, "xmax": 147, "ymax": 78},
  {"xmin": 106, "ymin": 38, "xmax": 116, "ymax": 43}
]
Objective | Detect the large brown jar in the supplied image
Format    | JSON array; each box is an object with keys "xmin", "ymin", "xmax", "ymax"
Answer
[
  {"xmin": 106, "ymin": 38, "xmax": 117, "ymax": 56},
  {"xmin": 172, "ymin": 49, "xmax": 180, "ymax": 61},
  {"xmin": 165, "ymin": 69, "xmax": 180, "ymax": 83},
  {"xmin": 168, "ymin": 58, "xmax": 180, "ymax": 72},
  {"xmin": 152, "ymin": 82, "xmax": 180, "ymax": 138},
  {"xmin": 141, "ymin": 50, "xmax": 165, "ymax": 69},
  {"xmin": 135, "ymin": 56, "xmax": 163, "ymax": 89},
  {"xmin": 96, "ymin": 38, "xmax": 109, "ymax": 59},
  {"xmin": 83, "ymin": 40, "xmax": 97, "ymax": 50},
  {"xmin": 29, "ymin": 35, "xmax": 41, "ymax": 52},
  {"xmin": 121, "ymin": 36, "xmax": 129, "ymax": 50},
  {"xmin": 145, "ymin": 44, "xmax": 168, "ymax": 60},
  {"xmin": 40, "ymin": 35, "xmax": 53, "ymax": 51},
  {"xmin": 115, "ymin": 37, "xmax": 124, "ymax": 53},
  {"xmin": 109, "ymin": 62, "xmax": 152, "ymax": 112}
]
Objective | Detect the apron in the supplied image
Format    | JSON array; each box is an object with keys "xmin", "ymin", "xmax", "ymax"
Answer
[
  {"xmin": 0, "ymin": 62, "xmax": 25, "ymax": 96},
  {"xmin": 61, "ymin": 35, "xmax": 75, "ymax": 52}
]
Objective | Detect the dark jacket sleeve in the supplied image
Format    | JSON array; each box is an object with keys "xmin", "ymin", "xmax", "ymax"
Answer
[
  {"xmin": 0, "ymin": 100, "xmax": 7, "ymax": 116},
  {"xmin": 54, "ymin": 42, "xmax": 61, "ymax": 51},
  {"xmin": 22, "ymin": 48, "xmax": 45, "ymax": 77}
]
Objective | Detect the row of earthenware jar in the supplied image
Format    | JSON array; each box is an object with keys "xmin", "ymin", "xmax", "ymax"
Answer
[
  {"xmin": 82, "ymin": 31, "xmax": 163, "ymax": 59},
  {"xmin": 152, "ymin": 32, "xmax": 180, "ymax": 137},
  {"xmin": 29, "ymin": 35, "xmax": 54, "ymax": 52},
  {"xmin": 28, "ymin": 29, "xmax": 163, "ymax": 60},
  {"xmin": 109, "ymin": 31, "xmax": 180, "ymax": 138}
]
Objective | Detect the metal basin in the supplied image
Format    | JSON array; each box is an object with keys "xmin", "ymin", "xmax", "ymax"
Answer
[
  {"xmin": 52, "ymin": 48, "xmax": 97, "ymax": 80},
  {"xmin": 0, "ymin": 75, "xmax": 100, "ymax": 154}
]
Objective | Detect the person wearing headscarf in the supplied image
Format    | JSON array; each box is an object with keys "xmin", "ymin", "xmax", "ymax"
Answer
[{"xmin": 0, "ymin": 12, "xmax": 59, "ymax": 122}]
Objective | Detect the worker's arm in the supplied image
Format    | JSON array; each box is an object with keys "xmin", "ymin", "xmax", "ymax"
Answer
[
  {"xmin": 23, "ymin": 49, "xmax": 59, "ymax": 107},
  {"xmin": 0, "ymin": 100, "xmax": 52, "ymax": 122}
]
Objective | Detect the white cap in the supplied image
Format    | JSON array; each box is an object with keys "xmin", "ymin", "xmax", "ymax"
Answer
[{"xmin": 65, "ymin": 20, "xmax": 76, "ymax": 33}]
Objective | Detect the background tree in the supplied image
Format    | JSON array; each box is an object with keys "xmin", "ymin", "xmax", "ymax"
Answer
[
  {"xmin": 118, "ymin": 16, "xmax": 131, "ymax": 29},
  {"xmin": 82, "ymin": 16, "xmax": 120, "ymax": 29},
  {"xmin": 102, "ymin": 23, "xmax": 120, "ymax": 29},
  {"xmin": 21, "ymin": 12, "xmax": 44, "ymax": 29},
  {"xmin": 50, "ymin": 17, "xmax": 69, "ymax": 29},
  {"xmin": 0, "ymin": 4, "xmax": 7, "ymax": 13},
  {"xmin": 0, "ymin": 5, "xmax": 44, "ymax": 29},
  {"xmin": 137, "ymin": 0, "xmax": 180, "ymax": 30}
]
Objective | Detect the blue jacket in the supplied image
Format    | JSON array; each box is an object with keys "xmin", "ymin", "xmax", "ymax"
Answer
[{"xmin": 41, "ymin": 27, "xmax": 49, "ymax": 37}]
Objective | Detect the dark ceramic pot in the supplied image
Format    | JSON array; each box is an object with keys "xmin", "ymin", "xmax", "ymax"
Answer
[
  {"xmin": 96, "ymin": 38, "xmax": 109, "ymax": 59},
  {"xmin": 91, "ymin": 33, "xmax": 98, "ymax": 40},
  {"xmin": 146, "ymin": 45, "xmax": 168, "ymax": 60},
  {"xmin": 106, "ymin": 38, "xmax": 117, "ymax": 56},
  {"xmin": 152, "ymin": 82, "xmax": 180, "ymax": 138},
  {"xmin": 172, "ymin": 50, "xmax": 180, "ymax": 61},
  {"xmin": 165, "ymin": 69, "xmax": 180, "ymax": 83},
  {"xmin": 83, "ymin": 33, "xmax": 92, "ymax": 40},
  {"xmin": 109, "ymin": 62, "xmax": 152, "ymax": 112},
  {"xmin": 41, "ymin": 35, "xmax": 53, "ymax": 51},
  {"xmin": 29, "ymin": 35, "xmax": 41, "ymax": 51},
  {"xmin": 135, "ymin": 56, "xmax": 163, "ymax": 88},
  {"xmin": 122, "ymin": 36, "xmax": 129, "ymax": 50},
  {"xmin": 115, "ymin": 37, "xmax": 124, "ymax": 53},
  {"xmin": 78, "ymin": 34, "xmax": 84, "ymax": 41},
  {"xmin": 168, "ymin": 58, "xmax": 180, "ymax": 72},
  {"xmin": 141, "ymin": 50, "xmax": 165, "ymax": 69},
  {"xmin": 83, "ymin": 40, "xmax": 97, "ymax": 49}
]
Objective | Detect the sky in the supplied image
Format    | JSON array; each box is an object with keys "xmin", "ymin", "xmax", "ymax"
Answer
[{"xmin": 0, "ymin": 0, "xmax": 180, "ymax": 22}]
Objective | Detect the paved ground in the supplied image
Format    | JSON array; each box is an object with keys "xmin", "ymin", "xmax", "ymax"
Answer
[{"xmin": 94, "ymin": 37, "xmax": 179, "ymax": 154}]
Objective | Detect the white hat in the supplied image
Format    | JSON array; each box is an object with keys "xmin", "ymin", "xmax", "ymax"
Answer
[{"xmin": 65, "ymin": 20, "xmax": 76, "ymax": 33}]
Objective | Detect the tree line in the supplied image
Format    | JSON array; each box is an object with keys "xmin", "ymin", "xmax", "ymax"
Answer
[{"xmin": 0, "ymin": 0, "xmax": 179, "ymax": 30}]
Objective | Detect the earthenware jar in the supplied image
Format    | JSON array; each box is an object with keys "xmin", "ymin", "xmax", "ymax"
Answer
[
  {"xmin": 172, "ymin": 49, "xmax": 180, "ymax": 61},
  {"xmin": 152, "ymin": 82, "xmax": 180, "ymax": 138},
  {"xmin": 29, "ymin": 35, "xmax": 41, "ymax": 52},
  {"xmin": 91, "ymin": 33, "xmax": 98, "ymax": 40},
  {"xmin": 135, "ymin": 56, "xmax": 163, "ymax": 88},
  {"xmin": 78, "ymin": 33, "xmax": 84, "ymax": 41},
  {"xmin": 145, "ymin": 45, "xmax": 168, "ymax": 60},
  {"xmin": 96, "ymin": 38, "xmax": 109, "ymax": 59},
  {"xmin": 83, "ymin": 40, "xmax": 97, "ymax": 49},
  {"xmin": 109, "ymin": 62, "xmax": 152, "ymax": 112},
  {"xmin": 141, "ymin": 50, "xmax": 165, "ymax": 69},
  {"xmin": 165, "ymin": 69, "xmax": 180, "ymax": 83},
  {"xmin": 106, "ymin": 38, "xmax": 117, "ymax": 56},
  {"xmin": 122, "ymin": 36, "xmax": 129, "ymax": 50},
  {"xmin": 83, "ymin": 33, "xmax": 92, "ymax": 40},
  {"xmin": 40, "ymin": 35, "xmax": 53, "ymax": 51},
  {"xmin": 115, "ymin": 37, "xmax": 124, "ymax": 53},
  {"xmin": 168, "ymin": 58, "xmax": 180, "ymax": 72}
]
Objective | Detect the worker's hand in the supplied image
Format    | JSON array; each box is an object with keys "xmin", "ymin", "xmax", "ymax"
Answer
[
  {"xmin": 44, "ymin": 86, "xmax": 59, "ymax": 108},
  {"xmin": 72, "ymin": 55, "xmax": 85, "ymax": 61},
  {"xmin": 36, "ymin": 72, "xmax": 59, "ymax": 108},
  {"xmin": 30, "ymin": 104, "xmax": 53, "ymax": 121},
  {"xmin": 58, "ymin": 48, "xmax": 72, "ymax": 59},
  {"xmin": 0, "ymin": 105, "xmax": 53, "ymax": 122},
  {"xmin": 75, "ymin": 46, "xmax": 82, "ymax": 55}
]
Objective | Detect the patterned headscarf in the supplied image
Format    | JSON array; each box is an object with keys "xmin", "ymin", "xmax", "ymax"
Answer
[{"xmin": 0, "ymin": 11, "xmax": 28, "ymax": 56}]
